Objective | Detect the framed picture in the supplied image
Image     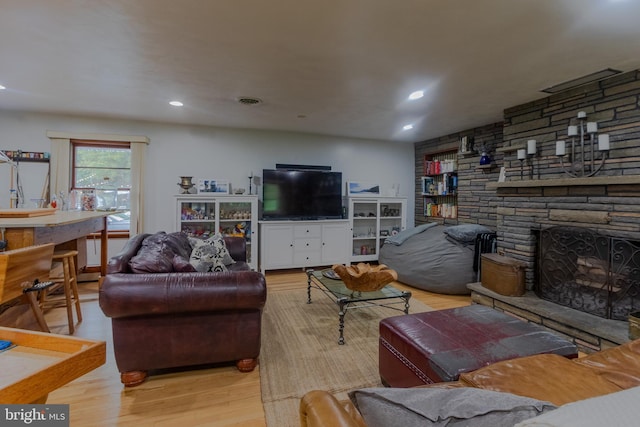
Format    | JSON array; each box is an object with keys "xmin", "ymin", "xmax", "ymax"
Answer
[
  {"xmin": 347, "ymin": 182, "xmax": 380, "ymax": 197},
  {"xmin": 198, "ymin": 179, "xmax": 230, "ymax": 194}
]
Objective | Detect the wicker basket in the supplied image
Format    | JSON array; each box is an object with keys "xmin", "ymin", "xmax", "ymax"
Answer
[{"xmin": 332, "ymin": 263, "xmax": 398, "ymax": 293}]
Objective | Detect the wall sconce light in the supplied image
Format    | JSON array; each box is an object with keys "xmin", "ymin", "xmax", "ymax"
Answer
[
  {"xmin": 517, "ymin": 140, "xmax": 537, "ymax": 180},
  {"xmin": 517, "ymin": 148, "xmax": 526, "ymax": 180},
  {"xmin": 527, "ymin": 139, "xmax": 538, "ymax": 179},
  {"xmin": 555, "ymin": 111, "xmax": 610, "ymax": 177}
]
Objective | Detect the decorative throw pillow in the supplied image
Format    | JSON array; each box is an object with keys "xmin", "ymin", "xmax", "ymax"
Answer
[
  {"xmin": 443, "ymin": 224, "xmax": 493, "ymax": 244},
  {"xmin": 349, "ymin": 387, "xmax": 556, "ymax": 427},
  {"xmin": 172, "ymin": 254, "xmax": 197, "ymax": 272},
  {"xmin": 189, "ymin": 234, "xmax": 235, "ymax": 272},
  {"xmin": 164, "ymin": 232, "xmax": 194, "ymax": 260},
  {"xmin": 129, "ymin": 231, "xmax": 176, "ymax": 273}
]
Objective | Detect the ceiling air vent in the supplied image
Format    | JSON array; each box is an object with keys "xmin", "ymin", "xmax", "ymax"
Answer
[
  {"xmin": 541, "ymin": 68, "xmax": 622, "ymax": 94},
  {"xmin": 237, "ymin": 96, "xmax": 263, "ymax": 106}
]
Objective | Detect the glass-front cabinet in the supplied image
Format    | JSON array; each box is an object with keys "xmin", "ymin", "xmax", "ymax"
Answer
[
  {"xmin": 348, "ymin": 197, "xmax": 406, "ymax": 263},
  {"xmin": 175, "ymin": 194, "xmax": 258, "ymax": 270}
]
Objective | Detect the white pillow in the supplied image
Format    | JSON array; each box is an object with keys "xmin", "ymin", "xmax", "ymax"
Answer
[{"xmin": 188, "ymin": 234, "xmax": 235, "ymax": 272}]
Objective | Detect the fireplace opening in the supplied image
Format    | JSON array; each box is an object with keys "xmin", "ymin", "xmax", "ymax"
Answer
[{"xmin": 536, "ymin": 226, "xmax": 640, "ymax": 320}]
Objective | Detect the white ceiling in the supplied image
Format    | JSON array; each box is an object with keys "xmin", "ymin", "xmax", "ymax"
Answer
[{"xmin": 1, "ymin": 0, "xmax": 640, "ymax": 143}]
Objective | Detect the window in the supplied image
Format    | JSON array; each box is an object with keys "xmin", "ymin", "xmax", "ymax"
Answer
[{"xmin": 71, "ymin": 140, "xmax": 131, "ymax": 234}]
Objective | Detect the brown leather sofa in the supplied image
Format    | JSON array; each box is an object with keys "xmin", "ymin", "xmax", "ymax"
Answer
[
  {"xmin": 99, "ymin": 232, "xmax": 267, "ymax": 387},
  {"xmin": 300, "ymin": 338, "xmax": 640, "ymax": 427}
]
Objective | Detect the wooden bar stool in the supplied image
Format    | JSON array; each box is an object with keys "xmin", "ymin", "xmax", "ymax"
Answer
[{"xmin": 40, "ymin": 249, "xmax": 83, "ymax": 334}]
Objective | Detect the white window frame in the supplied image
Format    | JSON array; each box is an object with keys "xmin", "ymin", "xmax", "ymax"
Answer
[{"xmin": 47, "ymin": 131, "xmax": 148, "ymax": 235}]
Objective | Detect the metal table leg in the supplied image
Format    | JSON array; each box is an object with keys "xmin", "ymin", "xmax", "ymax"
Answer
[
  {"xmin": 338, "ymin": 297, "xmax": 348, "ymax": 345},
  {"xmin": 306, "ymin": 269, "xmax": 313, "ymax": 304},
  {"xmin": 402, "ymin": 290, "xmax": 412, "ymax": 314}
]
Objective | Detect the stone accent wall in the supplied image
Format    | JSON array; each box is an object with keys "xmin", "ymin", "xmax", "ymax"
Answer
[
  {"xmin": 413, "ymin": 70, "xmax": 640, "ymax": 291},
  {"xmin": 502, "ymin": 70, "xmax": 640, "ymax": 181},
  {"xmin": 497, "ymin": 70, "xmax": 640, "ymax": 289},
  {"xmin": 414, "ymin": 123, "xmax": 503, "ymax": 227}
]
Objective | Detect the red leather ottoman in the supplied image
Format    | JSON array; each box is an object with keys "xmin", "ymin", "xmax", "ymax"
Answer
[{"xmin": 379, "ymin": 304, "xmax": 578, "ymax": 387}]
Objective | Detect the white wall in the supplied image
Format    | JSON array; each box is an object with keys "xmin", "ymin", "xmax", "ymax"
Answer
[{"xmin": 0, "ymin": 110, "xmax": 416, "ymax": 237}]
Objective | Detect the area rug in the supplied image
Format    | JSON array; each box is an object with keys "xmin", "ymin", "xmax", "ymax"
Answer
[{"xmin": 259, "ymin": 285, "xmax": 434, "ymax": 427}]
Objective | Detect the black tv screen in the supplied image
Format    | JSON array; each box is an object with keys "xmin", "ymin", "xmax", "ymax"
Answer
[{"xmin": 262, "ymin": 169, "xmax": 343, "ymax": 220}]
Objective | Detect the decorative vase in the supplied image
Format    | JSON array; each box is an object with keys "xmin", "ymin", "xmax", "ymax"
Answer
[
  {"xmin": 480, "ymin": 152, "xmax": 491, "ymax": 165},
  {"xmin": 178, "ymin": 176, "xmax": 195, "ymax": 194}
]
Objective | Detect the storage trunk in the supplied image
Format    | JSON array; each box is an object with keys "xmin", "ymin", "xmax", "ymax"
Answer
[{"xmin": 481, "ymin": 253, "xmax": 526, "ymax": 296}]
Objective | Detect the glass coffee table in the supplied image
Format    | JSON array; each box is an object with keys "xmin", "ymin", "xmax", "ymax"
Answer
[{"xmin": 306, "ymin": 268, "xmax": 412, "ymax": 345}]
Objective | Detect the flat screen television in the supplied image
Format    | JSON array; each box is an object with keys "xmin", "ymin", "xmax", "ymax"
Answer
[{"xmin": 262, "ymin": 169, "xmax": 343, "ymax": 220}]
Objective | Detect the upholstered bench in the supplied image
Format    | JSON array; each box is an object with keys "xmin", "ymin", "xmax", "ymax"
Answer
[{"xmin": 379, "ymin": 304, "xmax": 578, "ymax": 387}]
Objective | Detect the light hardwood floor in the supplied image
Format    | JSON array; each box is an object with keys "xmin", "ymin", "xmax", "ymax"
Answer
[{"xmin": 43, "ymin": 269, "xmax": 470, "ymax": 426}]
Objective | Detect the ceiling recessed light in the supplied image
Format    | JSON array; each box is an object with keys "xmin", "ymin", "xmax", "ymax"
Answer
[
  {"xmin": 169, "ymin": 101, "xmax": 184, "ymax": 107},
  {"xmin": 237, "ymin": 96, "xmax": 263, "ymax": 106},
  {"xmin": 408, "ymin": 90, "xmax": 424, "ymax": 100},
  {"xmin": 0, "ymin": 85, "xmax": 6, "ymax": 90},
  {"xmin": 403, "ymin": 124, "xmax": 414, "ymax": 131}
]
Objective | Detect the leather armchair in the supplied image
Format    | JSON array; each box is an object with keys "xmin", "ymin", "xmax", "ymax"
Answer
[{"xmin": 99, "ymin": 233, "xmax": 267, "ymax": 387}]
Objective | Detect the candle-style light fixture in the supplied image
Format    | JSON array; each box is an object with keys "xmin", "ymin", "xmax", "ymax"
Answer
[
  {"xmin": 527, "ymin": 139, "xmax": 538, "ymax": 179},
  {"xmin": 555, "ymin": 111, "xmax": 610, "ymax": 177},
  {"xmin": 517, "ymin": 148, "xmax": 526, "ymax": 180},
  {"xmin": 516, "ymin": 140, "xmax": 537, "ymax": 180}
]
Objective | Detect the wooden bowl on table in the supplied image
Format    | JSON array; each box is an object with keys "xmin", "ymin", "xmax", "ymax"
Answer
[{"xmin": 332, "ymin": 263, "xmax": 398, "ymax": 293}]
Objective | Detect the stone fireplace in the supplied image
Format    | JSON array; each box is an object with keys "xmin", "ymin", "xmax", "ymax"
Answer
[
  {"xmin": 473, "ymin": 71, "xmax": 640, "ymax": 352},
  {"xmin": 492, "ymin": 71, "xmax": 640, "ymax": 295},
  {"xmin": 415, "ymin": 70, "xmax": 640, "ymax": 352},
  {"xmin": 537, "ymin": 226, "xmax": 640, "ymax": 321},
  {"xmin": 479, "ymin": 173, "xmax": 640, "ymax": 352}
]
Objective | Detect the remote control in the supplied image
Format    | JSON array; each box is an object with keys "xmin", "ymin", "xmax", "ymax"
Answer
[{"xmin": 23, "ymin": 280, "xmax": 55, "ymax": 293}]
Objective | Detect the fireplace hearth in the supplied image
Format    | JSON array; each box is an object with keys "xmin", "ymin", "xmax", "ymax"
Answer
[
  {"xmin": 537, "ymin": 226, "xmax": 640, "ymax": 321},
  {"xmin": 468, "ymin": 281, "xmax": 629, "ymax": 353}
]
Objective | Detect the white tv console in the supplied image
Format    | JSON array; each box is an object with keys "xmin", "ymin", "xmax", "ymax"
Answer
[{"xmin": 259, "ymin": 219, "xmax": 350, "ymax": 273}]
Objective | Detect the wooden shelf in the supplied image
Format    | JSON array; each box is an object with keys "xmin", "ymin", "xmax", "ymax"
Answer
[
  {"xmin": 9, "ymin": 157, "xmax": 49, "ymax": 163},
  {"xmin": 423, "ymin": 150, "xmax": 458, "ymax": 220},
  {"xmin": 3, "ymin": 151, "xmax": 50, "ymax": 162},
  {"xmin": 487, "ymin": 175, "xmax": 640, "ymax": 189},
  {"xmin": 457, "ymin": 151, "xmax": 476, "ymax": 157},
  {"xmin": 477, "ymin": 164, "xmax": 495, "ymax": 170},
  {"xmin": 496, "ymin": 144, "xmax": 525, "ymax": 153}
]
